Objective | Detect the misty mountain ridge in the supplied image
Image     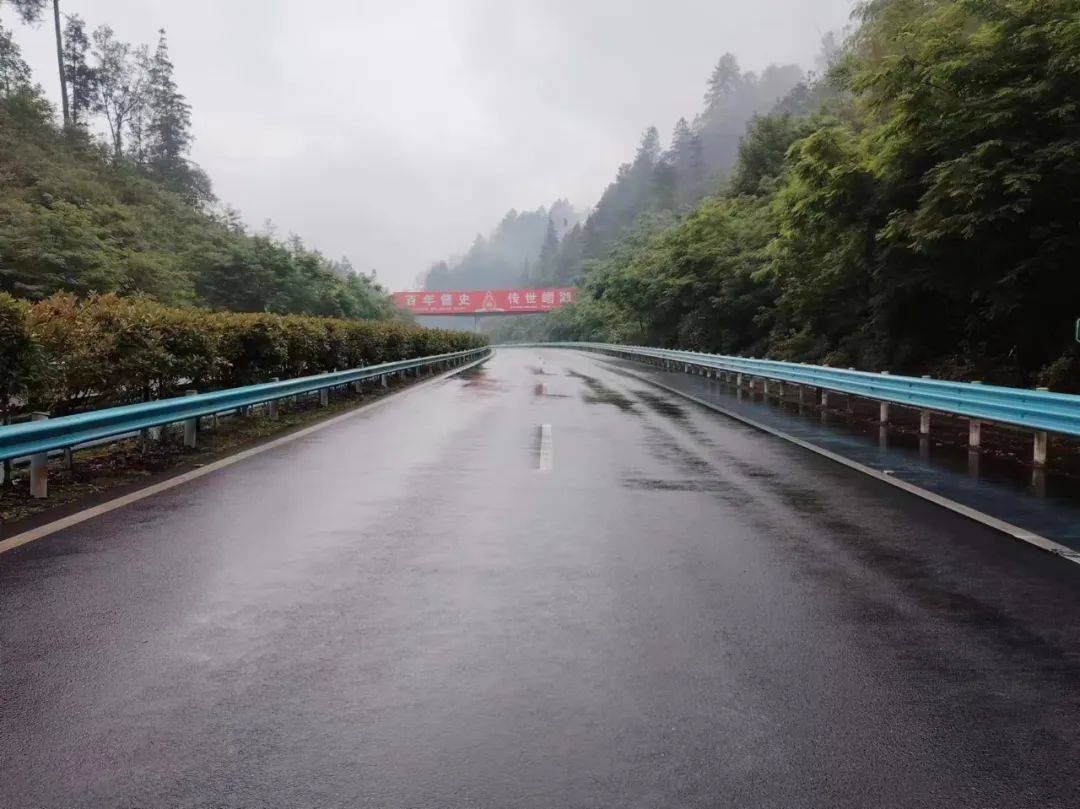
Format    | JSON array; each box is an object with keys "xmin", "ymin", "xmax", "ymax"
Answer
[
  {"xmin": 423, "ymin": 199, "xmax": 584, "ymax": 291},
  {"xmin": 422, "ymin": 54, "xmax": 804, "ymax": 293}
]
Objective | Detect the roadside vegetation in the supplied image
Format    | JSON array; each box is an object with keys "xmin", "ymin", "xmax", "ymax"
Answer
[
  {"xmin": 0, "ymin": 291, "xmax": 485, "ymax": 420},
  {"xmin": 478, "ymin": 0, "xmax": 1080, "ymax": 392},
  {"xmin": 0, "ymin": 3, "xmax": 399, "ymax": 317}
]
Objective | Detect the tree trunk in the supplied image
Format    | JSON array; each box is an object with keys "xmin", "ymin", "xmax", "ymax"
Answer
[{"xmin": 52, "ymin": 0, "xmax": 70, "ymax": 128}]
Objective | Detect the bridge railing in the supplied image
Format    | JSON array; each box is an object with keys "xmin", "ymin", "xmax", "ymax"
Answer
[
  {"xmin": 0, "ymin": 347, "xmax": 491, "ymax": 496},
  {"xmin": 523, "ymin": 342, "xmax": 1079, "ymax": 464}
]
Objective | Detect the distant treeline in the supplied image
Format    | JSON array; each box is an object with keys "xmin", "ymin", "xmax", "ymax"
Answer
[
  {"xmin": 0, "ymin": 293, "xmax": 486, "ymax": 419},
  {"xmin": 424, "ymin": 200, "xmax": 584, "ymax": 291},
  {"xmin": 493, "ymin": 0, "xmax": 1080, "ymax": 391},
  {"xmin": 0, "ymin": 4, "xmax": 398, "ymax": 320}
]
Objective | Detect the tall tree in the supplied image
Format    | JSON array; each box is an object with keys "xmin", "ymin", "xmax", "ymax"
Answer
[
  {"xmin": 703, "ymin": 54, "xmax": 742, "ymax": 113},
  {"xmin": 652, "ymin": 157, "xmax": 678, "ymax": 211},
  {"xmin": 0, "ymin": 22, "xmax": 30, "ymax": 95},
  {"xmin": 633, "ymin": 125, "xmax": 661, "ymax": 168},
  {"xmin": 49, "ymin": 0, "xmax": 68, "ymax": 126},
  {"xmin": 90, "ymin": 25, "xmax": 145, "ymax": 159},
  {"xmin": 538, "ymin": 217, "xmax": 559, "ymax": 271},
  {"xmin": 669, "ymin": 117, "xmax": 703, "ymax": 203},
  {"xmin": 144, "ymin": 29, "xmax": 192, "ymax": 190},
  {"xmin": 61, "ymin": 13, "xmax": 93, "ymax": 126}
]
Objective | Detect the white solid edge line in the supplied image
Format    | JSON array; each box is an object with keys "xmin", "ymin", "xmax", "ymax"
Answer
[
  {"xmin": 608, "ymin": 360, "xmax": 1080, "ymax": 567},
  {"xmin": 0, "ymin": 352, "xmax": 495, "ymax": 556},
  {"xmin": 538, "ymin": 423, "xmax": 554, "ymax": 472}
]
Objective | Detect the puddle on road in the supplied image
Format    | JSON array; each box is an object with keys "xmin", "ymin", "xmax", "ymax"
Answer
[
  {"xmin": 631, "ymin": 388, "xmax": 688, "ymax": 420},
  {"xmin": 457, "ymin": 366, "xmax": 507, "ymax": 396},
  {"xmin": 565, "ymin": 369, "xmax": 638, "ymax": 413},
  {"xmin": 622, "ymin": 476, "xmax": 733, "ymax": 493}
]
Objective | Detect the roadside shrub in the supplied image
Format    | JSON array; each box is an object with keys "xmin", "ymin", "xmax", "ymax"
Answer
[
  {"xmin": 0, "ymin": 292, "xmax": 37, "ymax": 421},
  {"xmin": 1, "ymin": 293, "xmax": 487, "ymax": 415}
]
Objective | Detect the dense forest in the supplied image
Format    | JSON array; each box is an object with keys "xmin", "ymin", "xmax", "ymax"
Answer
[
  {"xmin": 423, "ymin": 200, "xmax": 583, "ymax": 290},
  {"xmin": 492, "ymin": 0, "xmax": 1080, "ymax": 392},
  {"xmin": 422, "ymin": 57, "xmax": 803, "ymax": 291},
  {"xmin": 0, "ymin": 1, "xmax": 399, "ymax": 320}
]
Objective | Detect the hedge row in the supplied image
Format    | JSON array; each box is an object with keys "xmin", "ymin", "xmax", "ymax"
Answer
[{"xmin": 0, "ymin": 293, "xmax": 487, "ymax": 417}]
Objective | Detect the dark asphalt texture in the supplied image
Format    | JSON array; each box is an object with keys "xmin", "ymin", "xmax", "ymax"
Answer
[{"xmin": 2, "ymin": 348, "xmax": 1079, "ymax": 809}]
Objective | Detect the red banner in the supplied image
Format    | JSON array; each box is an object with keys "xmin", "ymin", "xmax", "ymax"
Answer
[{"xmin": 392, "ymin": 288, "xmax": 577, "ymax": 315}]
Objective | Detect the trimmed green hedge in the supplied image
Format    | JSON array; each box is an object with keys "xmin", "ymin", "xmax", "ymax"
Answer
[{"xmin": 0, "ymin": 292, "xmax": 486, "ymax": 417}]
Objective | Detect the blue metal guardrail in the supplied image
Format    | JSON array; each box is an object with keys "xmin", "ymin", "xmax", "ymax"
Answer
[
  {"xmin": 523, "ymin": 342, "xmax": 1080, "ymax": 440},
  {"xmin": 0, "ymin": 347, "xmax": 491, "ymax": 463}
]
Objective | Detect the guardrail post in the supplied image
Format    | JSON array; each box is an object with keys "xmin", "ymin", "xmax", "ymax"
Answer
[
  {"xmin": 879, "ymin": 402, "xmax": 889, "ymax": 424},
  {"xmin": 821, "ymin": 390, "xmax": 829, "ymax": 408},
  {"xmin": 920, "ymin": 410, "xmax": 931, "ymax": 436},
  {"xmin": 29, "ymin": 412, "xmax": 48, "ymax": 498},
  {"xmin": 269, "ymin": 378, "xmax": 280, "ymax": 421},
  {"xmin": 381, "ymin": 374, "xmax": 388, "ymax": 388},
  {"xmin": 353, "ymin": 380, "xmax": 362, "ymax": 394},
  {"xmin": 183, "ymin": 390, "xmax": 198, "ymax": 448},
  {"xmin": 319, "ymin": 387, "xmax": 329, "ymax": 407},
  {"xmin": 1034, "ymin": 431, "xmax": 1049, "ymax": 467},
  {"xmin": 968, "ymin": 419, "xmax": 982, "ymax": 450},
  {"xmin": 144, "ymin": 425, "xmax": 161, "ymax": 448}
]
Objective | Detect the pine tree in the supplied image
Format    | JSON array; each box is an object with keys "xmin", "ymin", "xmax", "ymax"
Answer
[
  {"xmin": 652, "ymin": 157, "xmax": 677, "ymax": 211},
  {"xmin": 704, "ymin": 54, "xmax": 741, "ymax": 113},
  {"xmin": 632, "ymin": 126, "xmax": 661, "ymax": 169},
  {"xmin": 61, "ymin": 14, "xmax": 94, "ymax": 126},
  {"xmin": 670, "ymin": 117, "xmax": 704, "ymax": 204},
  {"xmin": 539, "ymin": 217, "xmax": 559, "ymax": 270},
  {"xmin": 144, "ymin": 29, "xmax": 192, "ymax": 191}
]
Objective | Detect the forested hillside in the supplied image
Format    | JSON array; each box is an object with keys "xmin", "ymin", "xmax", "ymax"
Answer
[
  {"xmin": 0, "ymin": 3, "xmax": 398, "ymax": 320},
  {"xmin": 423, "ymin": 55, "xmax": 802, "ymax": 292},
  {"xmin": 499, "ymin": 0, "xmax": 1080, "ymax": 391},
  {"xmin": 423, "ymin": 200, "xmax": 582, "ymax": 290}
]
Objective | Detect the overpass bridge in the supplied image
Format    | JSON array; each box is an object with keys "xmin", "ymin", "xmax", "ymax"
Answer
[{"xmin": 2, "ymin": 346, "xmax": 1079, "ymax": 807}]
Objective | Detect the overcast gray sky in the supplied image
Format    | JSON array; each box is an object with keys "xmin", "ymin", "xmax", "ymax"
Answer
[{"xmin": 12, "ymin": 0, "xmax": 855, "ymax": 291}]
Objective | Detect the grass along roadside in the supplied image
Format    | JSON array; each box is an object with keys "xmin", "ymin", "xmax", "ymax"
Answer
[{"xmin": 0, "ymin": 372, "xmax": 425, "ymax": 529}]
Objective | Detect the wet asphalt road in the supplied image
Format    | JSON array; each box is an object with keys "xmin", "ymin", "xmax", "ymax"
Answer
[{"xmin": 2, "ymin": 348, "xmax": 1079, "ymax": 809}]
